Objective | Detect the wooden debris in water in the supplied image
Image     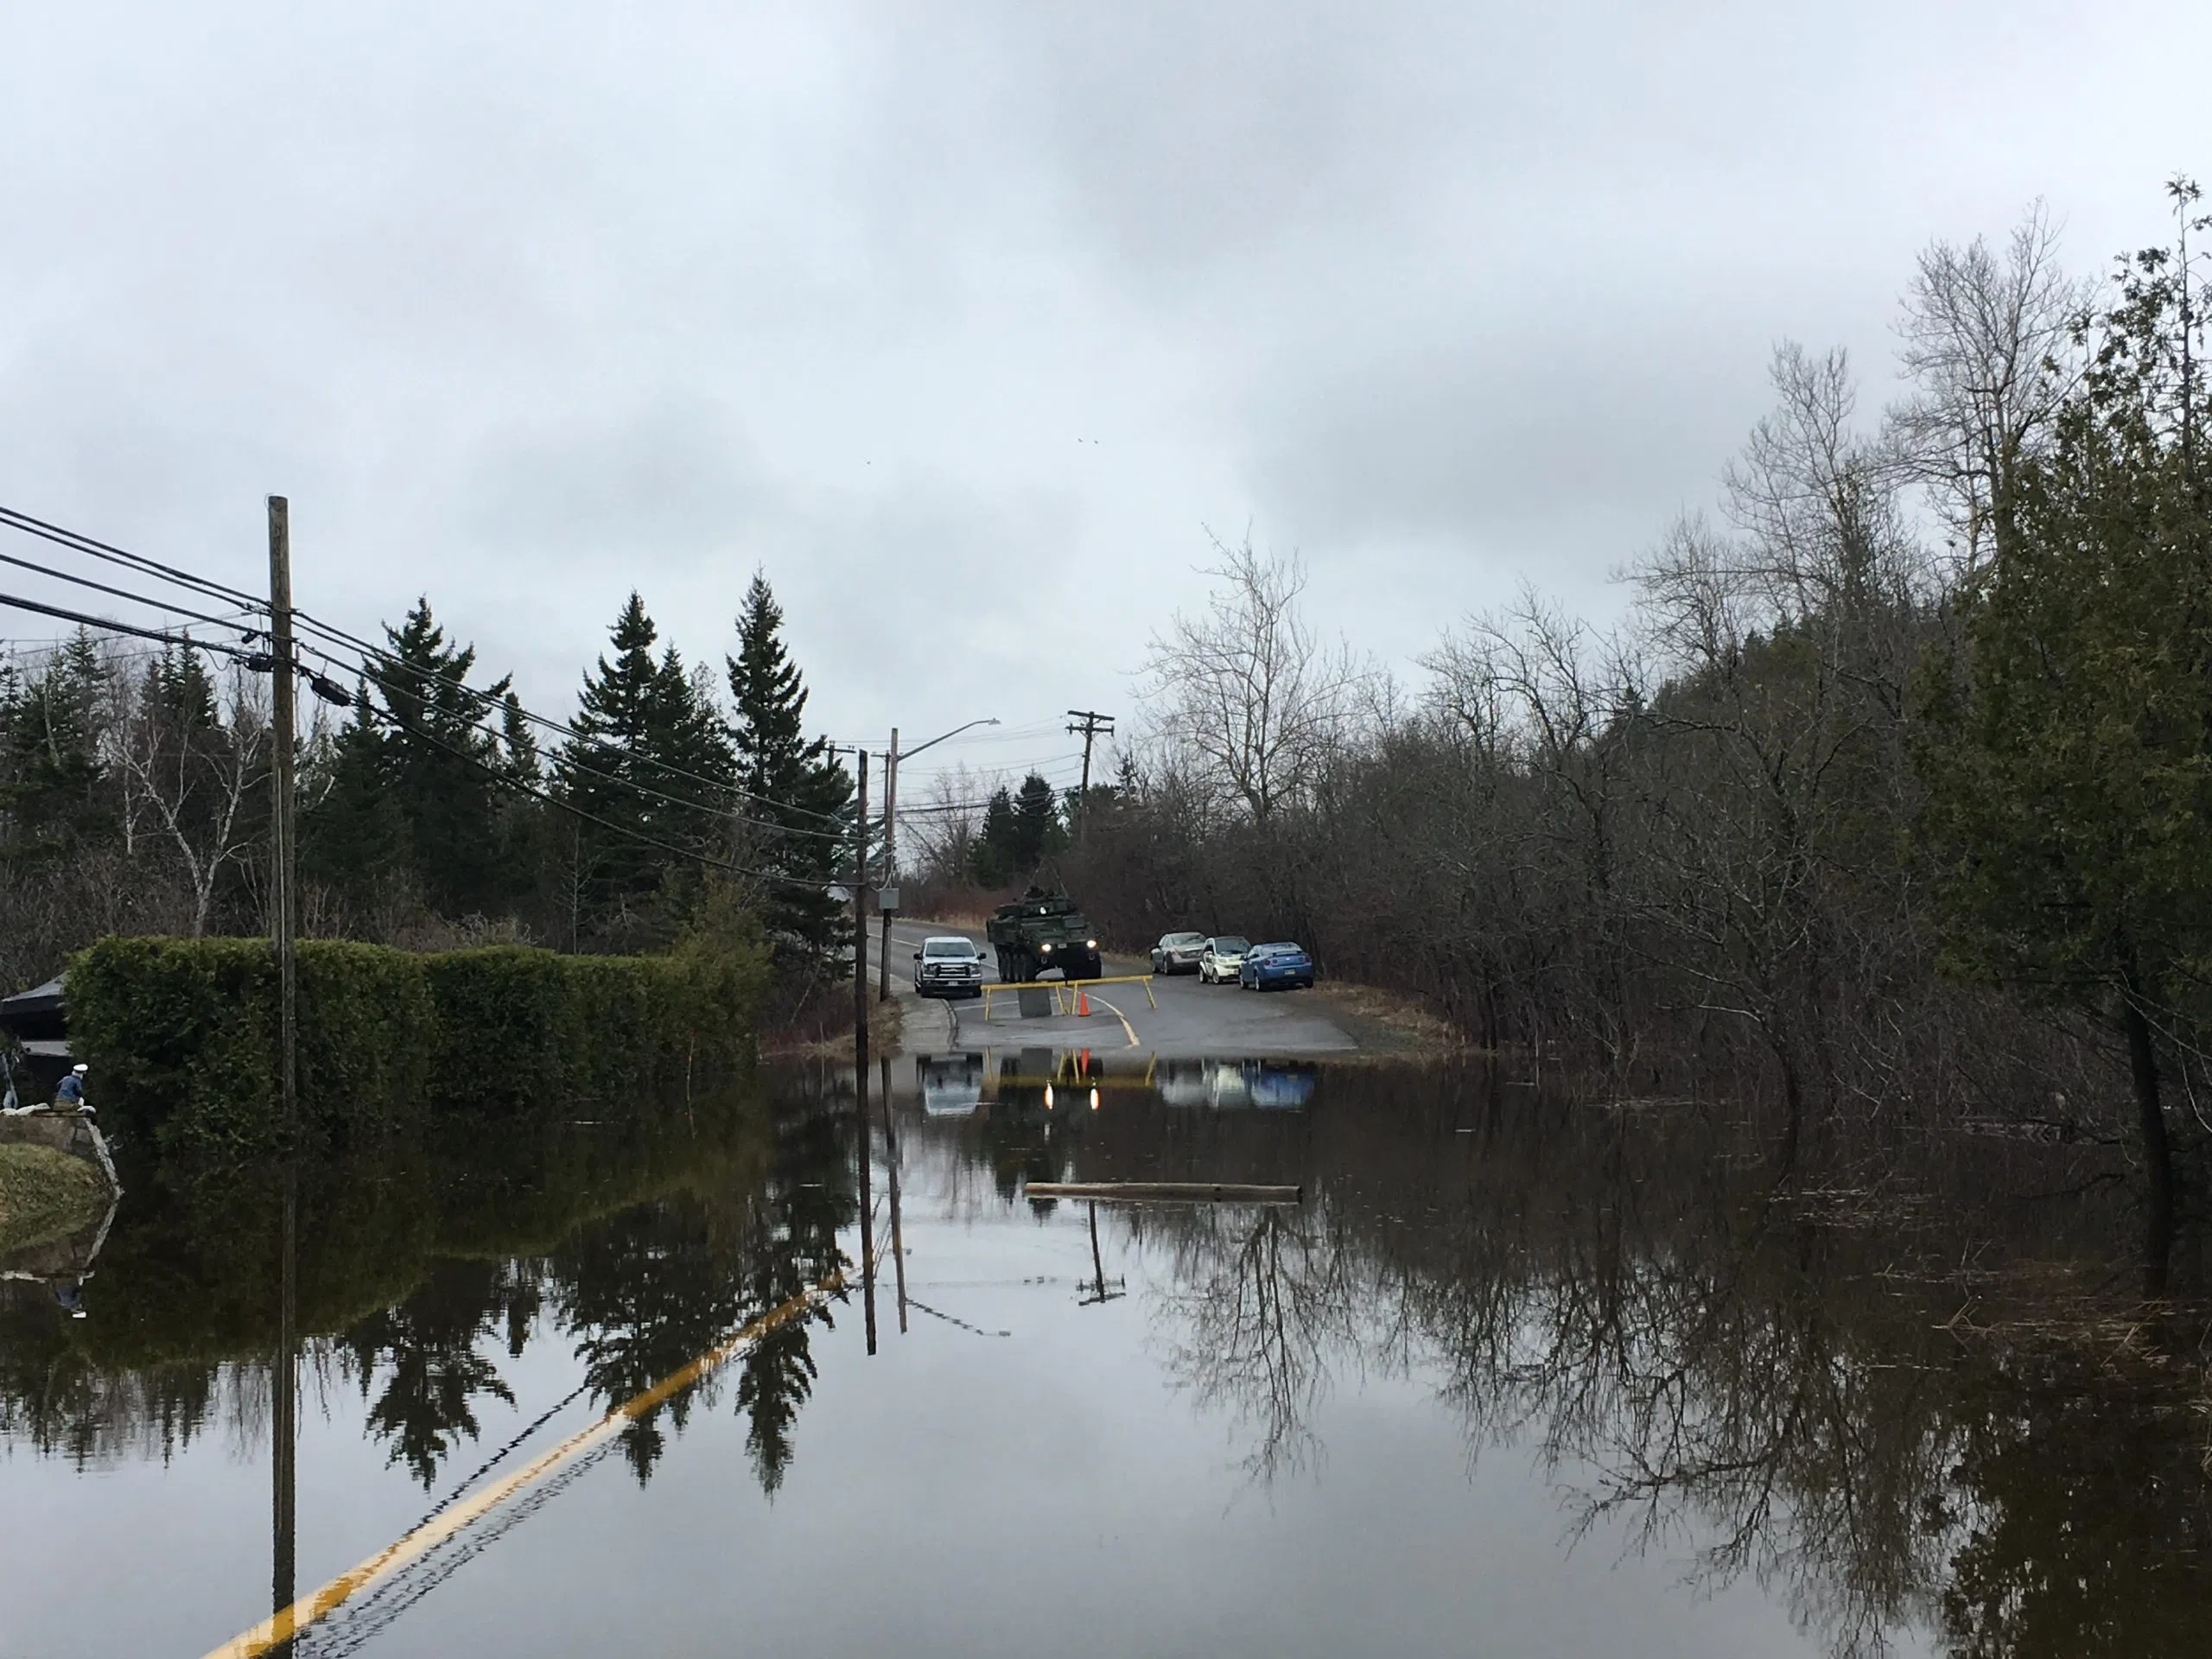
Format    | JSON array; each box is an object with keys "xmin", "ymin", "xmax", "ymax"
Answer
[{"xmin": 1023, "ymin": 1181, "xmax": 1303, "ymax": 1205}]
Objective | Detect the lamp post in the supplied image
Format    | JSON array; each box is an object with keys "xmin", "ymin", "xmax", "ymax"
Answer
[{"xmin": 879, "ymin": 716, "xmax": 999, "ymax": 1001}]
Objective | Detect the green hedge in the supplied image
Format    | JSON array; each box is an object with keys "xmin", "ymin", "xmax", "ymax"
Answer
[{"xmin": 67, "ymin": 932, "xmax": 763, "ymax": 1154}]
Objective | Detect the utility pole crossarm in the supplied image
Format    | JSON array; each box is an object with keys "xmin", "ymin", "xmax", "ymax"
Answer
[{"xmin": 1065, "ymin": 709, "xmax": 1116, "ymax": 839}]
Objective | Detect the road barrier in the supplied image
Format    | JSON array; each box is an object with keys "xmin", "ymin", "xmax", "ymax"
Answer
[{"xmin": 978, "ymin": 973, "xmax": 1156, "ymax": 1021}]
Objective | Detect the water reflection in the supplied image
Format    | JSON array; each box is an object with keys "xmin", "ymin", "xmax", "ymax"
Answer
[{"xmin": 2, "ymin": 1052, "xmax": 2209, "ymax": 1656}]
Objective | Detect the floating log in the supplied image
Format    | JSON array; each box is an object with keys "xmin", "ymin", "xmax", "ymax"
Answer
[{"xmin": 1024, "ymin": 1181, "xmax": 1302, "ymax": 1205}]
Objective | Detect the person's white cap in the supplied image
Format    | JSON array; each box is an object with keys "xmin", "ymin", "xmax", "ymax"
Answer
[{"xmin": 72, "ymin": 1063, "xmax": 88, "ymax": 1073}]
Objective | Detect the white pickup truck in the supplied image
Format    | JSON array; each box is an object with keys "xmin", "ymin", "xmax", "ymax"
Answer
[{"xmin": 912, "ymin": 935, "xmax": 988, "ymax": 999}]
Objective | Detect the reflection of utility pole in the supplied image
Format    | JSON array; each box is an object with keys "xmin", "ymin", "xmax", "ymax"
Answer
[
  {"xmin": 1065, "ymin": 709, "xmax": 1115, "ymax": 840},
  {"xmin": 857, "ymin": 1060, "xmax": 877, "ymax": 1357},
  {"xmin": 1077, "ymin": 1201, "xmax": 1126, "ymax": 1306},
  {"xmin": 853, "ymin": 748, "xmax": 877, "ymax": 1356},
  {"xmin": 271, "ymin": 1162, "xmax": 298, "ymax": 1655},
  {"xmin": 881, "ymin": 1055, "xmax": 907, "ymax": 1335}
]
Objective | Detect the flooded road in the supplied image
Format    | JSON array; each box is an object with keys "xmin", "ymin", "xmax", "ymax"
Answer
[{"xmin": 3, "ymin": 1052, "xmax": 2203, "ymax": 1657}]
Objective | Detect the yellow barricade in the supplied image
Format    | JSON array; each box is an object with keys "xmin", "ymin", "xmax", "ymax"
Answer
[{"xmin": 978, "ymin": 972, "xmax": 1158, "ymax": 1021}]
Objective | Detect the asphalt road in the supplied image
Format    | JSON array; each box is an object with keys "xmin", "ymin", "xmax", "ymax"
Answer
[{"xmin": 873, "ymin": 918, "xmax": 1360, "ymax": 1058}]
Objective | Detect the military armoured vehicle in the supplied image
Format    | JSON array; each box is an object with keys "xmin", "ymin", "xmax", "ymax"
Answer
[{"xmin": 986, "ymin": 887, "xmax": 1103, "ymax": 982}]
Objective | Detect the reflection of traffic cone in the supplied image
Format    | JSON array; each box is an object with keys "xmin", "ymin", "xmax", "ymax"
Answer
[{"xmin": 1078, "ymin": 988, "xmax": 1091, "ymax": 1016}]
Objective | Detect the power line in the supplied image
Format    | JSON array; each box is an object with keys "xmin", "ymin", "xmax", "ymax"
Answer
[
  {"xmin": 0, "ymin": 545, "xmax": 262, "ymax": 637},
  {"xmin": 0, "ymin": 591, "xmax": 265, "ymax": 662},
  {"xmin": 0, "ymin": 504, "xmax": 264, "ymax": 613},
  {"xmin": 0, "ymin": 501, "xmax": 855, "ymax": 836}
]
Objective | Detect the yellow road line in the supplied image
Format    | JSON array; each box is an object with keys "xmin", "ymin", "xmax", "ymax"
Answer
[
  {"xmin": 1088, "ymin": 995, "xmax": 1140, "ymax": 1048},
  {"xmin": 201, "ymin": 1269, "xmax": 846, "ymax": 1659}
]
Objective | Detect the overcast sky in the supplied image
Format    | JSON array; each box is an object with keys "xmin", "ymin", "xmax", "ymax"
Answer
[{"xmin": 3, "ymin": 1, "xmax": 2207, "ymax": 791}]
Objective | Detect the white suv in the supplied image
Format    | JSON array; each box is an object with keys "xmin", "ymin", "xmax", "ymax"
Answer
[{"xmin": 912, "ymin": 936, "xmax": 987, "ymax": 999}]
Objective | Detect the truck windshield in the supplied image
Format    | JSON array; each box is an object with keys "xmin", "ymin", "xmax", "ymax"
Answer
[{"xmin": 924, "ymin": 941, "xmax": 973, "ymax": 957}]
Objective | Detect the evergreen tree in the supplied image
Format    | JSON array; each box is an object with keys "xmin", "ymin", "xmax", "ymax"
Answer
[
  {"xmin": 725, "ymin": 573, "xmax": 853, "ymax": 967},
  {"xmin": 0, "ymin": 629, "xmax": 114, "ymax": 861},
  {"xmin": 969, "ymin": 786, "xmax": 1017, "ymax": 886},
  {"xmin": 301, "ymin": 686, "xmax": 410, "ymax": 922},
  {"xmin": 1010, "ymin": 771, "xmax": 1061, "ymax": 873},
  {"xmin": 560, "ymin": 593, "xmax": 734, "ymax": 938},
  {"xmin": 1917, "ymin": 230, "xmax": 2212, "ymax": 1287},
  {"xmin": 367, "ymin": 601, "xmax": 512, "ymax": 917}
]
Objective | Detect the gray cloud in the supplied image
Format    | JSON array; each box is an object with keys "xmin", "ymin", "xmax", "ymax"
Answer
[{"xmin": 2, "ymin": 0, "xmax": 2207, "ymax": 753}]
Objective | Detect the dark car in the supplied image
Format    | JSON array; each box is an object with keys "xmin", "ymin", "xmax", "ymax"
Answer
[{"xmin": 1239, "ymin": 942, "xmax": 1315, "ymax": 991}]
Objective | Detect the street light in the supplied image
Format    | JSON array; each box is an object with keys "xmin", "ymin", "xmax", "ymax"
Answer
[{"xmin": 879, "ymin": 716, "xmax": 999, "ymax": 1001}]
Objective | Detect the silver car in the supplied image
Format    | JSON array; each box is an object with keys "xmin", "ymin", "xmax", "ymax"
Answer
[
  {"xmin": 1150, "ymin": 931, "xmax": 1208, "ymax": 975},
  {"xmin": 1198, "ymin": 935, "xmax": 1250, "ymax": 985}
]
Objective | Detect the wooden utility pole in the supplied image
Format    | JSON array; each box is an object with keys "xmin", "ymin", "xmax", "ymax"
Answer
[
  {"xmin": 267, "ymin": 493, "xmax": 299, "ymax": 1655},
  {"xmin": 877, "ymin": 730, "xmax": 898, "ymax": 1002},
  {"xmin": 267, "ymin": 497, "xmax": 297, "ymax": 1133},
  {"xmin": 853, "ymin": 747, "xmax": 875, "ymax": 1353},
  {"xmin": 1065, "ymin": 709, "xmax": 1115, "ymax": 838},
  {"xmin": 853, "ymin": 749, "xmax": 868, "ymax": 1053}
]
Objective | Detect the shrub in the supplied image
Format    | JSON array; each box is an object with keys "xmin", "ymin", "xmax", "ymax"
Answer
[{"xmin": 67, "ymin": 924, "xmax": 766, "ymax": 1155}]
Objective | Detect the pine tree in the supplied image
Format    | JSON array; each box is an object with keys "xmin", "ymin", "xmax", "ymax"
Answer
[
  {"xmin": 969, "ymin": 786, "xmax": 1017, "ymax": 886},
  {"xmin": 726, "ymin": 573, "xmax": 853, "ymax": 967},
  {"xmin": 0, "ymin": 629, "xmax": 114, "ymax": 860},
  {"xmin": 368, "ymin": 601, "xmax": 512, "ymax": 917},
  {"xmin": 301, "ymin": 685, "xmax": 410, "ymax": 924},
  {"xmin": 1010, "ymin": 772, "xmax": 1061, "ymax": 873},
  {"xmin": 560, "ymin": 593, "xmax": 734, "ymax": 938}
]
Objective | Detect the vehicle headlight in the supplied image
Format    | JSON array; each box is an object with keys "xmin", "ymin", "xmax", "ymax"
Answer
[
  {"xmin": 1086, "ymin": 938, "xmax": 1097, "ymax": 948},
  {"xmin": 1040, "ymin": 942, "xmax": 1053, "ymax": 950}
]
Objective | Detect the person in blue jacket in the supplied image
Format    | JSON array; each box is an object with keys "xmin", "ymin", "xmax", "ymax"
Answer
[{"xmin": 54, "ymin": 1063, "xmax": 88, "ymax": 1110}]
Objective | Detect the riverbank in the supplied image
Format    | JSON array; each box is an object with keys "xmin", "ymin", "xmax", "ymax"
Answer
[{"xmin": 0, "ymin": 1142, "xmax": 110, "ymax": 1255}]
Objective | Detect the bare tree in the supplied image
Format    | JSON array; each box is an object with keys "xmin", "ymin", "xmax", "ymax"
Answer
[
  {"xmin": 1894, "ymin": 203, "xmax": 2090, "ymax": 570},
  {"xmin": 114, "ymin": 662, "xmax": 270, "ymax": 937},
  {"xmin": 1137, "ymin": 534, "xmax": 1373, "ymax": 825},
  {"xmin": 902, "ymin": 763, "xmax": 998, "ymax": 887}
]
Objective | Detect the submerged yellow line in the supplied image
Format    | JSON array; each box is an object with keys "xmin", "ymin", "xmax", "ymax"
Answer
[
  {"xmin": 201, "ymin": 1268, "xmax": 847, "ymax": 1659},
  {"xmin": 1088, "ymin": 995, "xmax": 1141, "ymax": 1048}
]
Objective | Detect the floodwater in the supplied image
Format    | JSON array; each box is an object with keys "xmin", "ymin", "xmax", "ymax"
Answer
[{"xmin": 2, "ymin": 1050, "xmax": 2203, "ymax": 1657}]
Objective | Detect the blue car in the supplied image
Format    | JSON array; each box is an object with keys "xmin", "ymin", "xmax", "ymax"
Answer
[{"xmin": 1239, "ymin": 942, "xmax": 1314, "ymax": 990}]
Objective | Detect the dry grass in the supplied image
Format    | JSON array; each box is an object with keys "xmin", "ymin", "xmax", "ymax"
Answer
[
  {"xmin": 1305, "ymin": 980, "xmax": 1471, "ymax": 1057},
  {"xmin": 0, "ymin": 1142, "xmax": 111, "ymax": 1255},
  {"xmin": 760, "ymin": 991, "xmax": 905, "ymax": 1059}
]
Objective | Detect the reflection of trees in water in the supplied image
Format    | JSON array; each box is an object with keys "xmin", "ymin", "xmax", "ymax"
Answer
[
  {"xmin": 340, "ymin": 1260, "xmax": 534, "ymax": 1486},
  {"xmin": 1146, "ymin": 1203, "xmax": 1378, "ymax": 1481},
  {"xmin": 0, "ymin": 1074, "xmax": 858, "ymax": 1498},
  {"xmin": 1104, "ymin": 1068, "xmax": 2212, "ymax": 1657}
]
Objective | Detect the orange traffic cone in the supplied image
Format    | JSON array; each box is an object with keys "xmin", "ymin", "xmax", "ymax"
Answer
[{"xmin": 1078, "ymin": 988, "xmax": 1091, "ymax": 1017}]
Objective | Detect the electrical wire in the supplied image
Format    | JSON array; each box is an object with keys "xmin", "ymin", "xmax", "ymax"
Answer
[
  {"xmin": 0, "ymin": 546, "xmax": 263, "ymax": 637},
  {"xmin": 0, "ymin": 591, "xmax": 264, "ymax": 662},
  {"xmin": 0, "ymin": 504, "xmax": 264, "ymax": 613},
  {"xmin": 0, "ymin": 501, "xmax": 861, "ymax": 837}
]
